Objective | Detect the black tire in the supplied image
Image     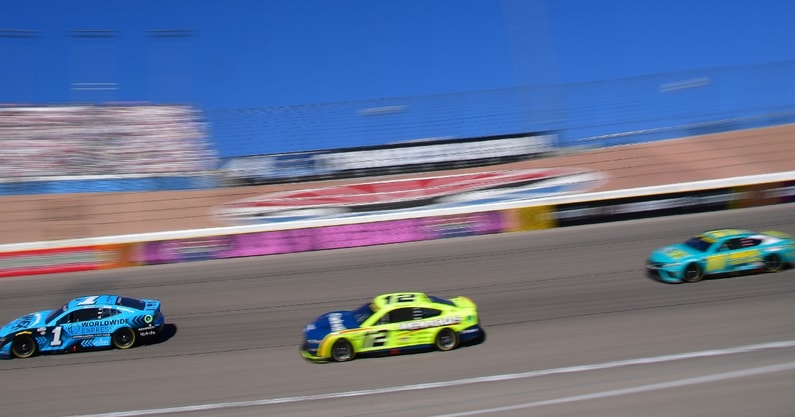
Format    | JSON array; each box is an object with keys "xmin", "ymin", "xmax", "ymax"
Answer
[
  {"xmin": 473, "ymin": 328, "xmax": 486, "ymax": 345},
  {"xmin": 112, "ymin": 327, "xmax": 136, "ymax": 349},
  {"xmin": 763, "ymin": 253, "xmax": 783, "ymax": 273},
  {"xmin": 683, "ymin": 263, "xmax": 704, "ymax": 283},
  {"xmin": 11, "ymin": 334, "xmax": 37, "ymax": 359},
  {"xmin": 434, "ymin": 328, "xmax": 459, "ymax": 351},
  {"xmin": 330, "ymin": 339, "xmax": 354, "ymax": 362}
]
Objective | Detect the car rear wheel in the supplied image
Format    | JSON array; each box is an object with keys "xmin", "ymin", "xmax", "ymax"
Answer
[
  {"xmin": 331, "ymin": 339, "xmax": 354, "ymax": 362},
  {"xmin": 683, "ymin": 263, "xmax": 704, "ymax": 283},
  {"xmin": 435, "ymin": 328, "xmax": 459, "ymax": 351},
  {"xmin": 11, "ymin": 334, "xmax": 37, "ymax": 358},
  {"xmin": 763, "ymin": 254, "xmax": 783, "ymax": 272},
  {"xmin": 112, "ymin": 328, "xmax": 136, "ymax": 349}
]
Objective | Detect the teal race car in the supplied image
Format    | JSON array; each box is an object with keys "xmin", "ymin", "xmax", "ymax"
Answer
[{"xmin": 646, "ymin": 229, "xmax": 794, "ymax": 283}]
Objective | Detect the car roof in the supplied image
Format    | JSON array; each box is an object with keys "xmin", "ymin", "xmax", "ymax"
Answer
[
  {"xmin": 699, "ymin": 229, "xmax": 754, "ymax": 242},
  {"xmin": 65, "ymin": 295, "xmax": 121, "ymax": 309},
  {"xmin": 372, "ymin": 292, "xmax": 432, "ymax": 310}
]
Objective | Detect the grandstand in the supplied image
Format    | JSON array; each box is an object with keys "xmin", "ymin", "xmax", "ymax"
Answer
[{"xmin": 0, "ymin": 104, "xmax": 217, "ymax": 178}]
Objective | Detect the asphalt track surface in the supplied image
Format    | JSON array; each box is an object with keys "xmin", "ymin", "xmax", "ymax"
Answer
[{"xmin": 1, "ymin": 204, "xmax": 794, "ymax": 417}]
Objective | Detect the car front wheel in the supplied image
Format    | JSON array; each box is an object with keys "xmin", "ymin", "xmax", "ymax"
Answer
[
  {"xmin": 435, "ymin": 328, "xmax": 459, "ymax": 351},
  {"xmin": 112, "ymin": 328, "xmax": 136, "ymax": 349},
  {"xmin": 11, "ymin": 334, "xmax": 37, "ymax": 358},
  {"xmin": 683, "ymin": 263, "xmax": 704, "ymax": 283},
  {"xmin": 331, "ymin": 339, "xmax": 354, "ymax": 362},
  {"xmin": 763, "ymin": 254, "xmax": 783, "ymax": 272}
]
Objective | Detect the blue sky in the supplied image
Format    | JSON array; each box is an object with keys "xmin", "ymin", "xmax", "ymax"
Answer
[{"xmin": 3, "ymin": 0, "xmax": 794, "ymax": 110}]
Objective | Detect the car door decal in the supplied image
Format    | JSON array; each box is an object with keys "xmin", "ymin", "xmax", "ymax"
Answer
[
  {"xmin": 728, "ymin": 249, "xmax": 761, "ymax": 266},
  {"xmin": 706, "ymin": 254, "xmax": 728, "ymax": 271}
]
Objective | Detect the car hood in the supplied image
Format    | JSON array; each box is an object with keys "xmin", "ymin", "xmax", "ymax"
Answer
[
  {"xmin": 649, "ymin": 243, "xmax": 702, "ymax": 264},
  {"xmin": 0, "ymin": 309, "xmax": 52, "ymax": 336},
  {"xmin": 303, "ymin": 310, "xmax": 360, "ymax": 340}
]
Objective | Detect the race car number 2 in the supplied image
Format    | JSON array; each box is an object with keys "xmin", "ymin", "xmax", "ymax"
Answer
[{"xmin": 364, "ymin": 330, "xmax": 387, "ymax": 347}]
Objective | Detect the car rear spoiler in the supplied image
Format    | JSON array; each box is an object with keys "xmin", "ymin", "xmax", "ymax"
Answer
[
  {"xmin": 450, "ymin": 296, "xmax": 477, "ymax": 309},
  {"xmin": 762, "ymin": 230, "xmax": 793, "ymax": 240}
]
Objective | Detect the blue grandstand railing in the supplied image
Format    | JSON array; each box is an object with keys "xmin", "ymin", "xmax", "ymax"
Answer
[{"xmin": 207, "ymin": 60, "xmax": 795, "ymax": 157}]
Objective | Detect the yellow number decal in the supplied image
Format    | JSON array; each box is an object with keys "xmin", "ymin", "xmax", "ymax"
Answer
[
  {"xmin": 728, "ymin": 250, "xmax": 761, "ymax": 265},
  {"xmin": 706, "ymin": 255, "xmax": 727, "ymax": 271}
]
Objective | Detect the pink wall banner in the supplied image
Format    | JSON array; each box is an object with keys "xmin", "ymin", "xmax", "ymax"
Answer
[
  {"xmin": 138, "ymin": 211, "xmax": 508, "ymax": 265},
  {"xmin": 421, "ymin": 211, "xmax": 503, "ymax": 239},
  {"xmin": 140, "ymin": 236, "xmax": 233, "ymax": 265},
  {"xmin": 222, "ymin": 229, "xmax": 315, "ymax": 258},
  {"xmin": 313, "ymin": 219, "xmax": 430, "ymax": 250}
]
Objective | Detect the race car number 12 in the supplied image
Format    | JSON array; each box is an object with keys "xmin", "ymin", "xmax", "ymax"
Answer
[{"xmin": 384, "ymin": 294, "xmax": 415, "ymax": 304}]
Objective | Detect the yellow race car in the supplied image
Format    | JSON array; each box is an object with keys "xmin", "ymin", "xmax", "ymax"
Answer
[{"xmin": 300, "ymin": 292, "xmax": 484, "ymax": 362}]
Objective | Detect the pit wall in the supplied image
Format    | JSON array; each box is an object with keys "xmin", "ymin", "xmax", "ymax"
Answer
[{"xmin": 1, "ymin": 173, "xmax": 793, "ymax": 278}]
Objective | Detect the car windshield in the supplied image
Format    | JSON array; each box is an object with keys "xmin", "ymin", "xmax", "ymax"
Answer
[
  {"xmin": 45, "ymin": 304, "xmax": 68, "ymax": 323},
  {"xmin": 352, "ymin": 303, "xmax": 376, "ymax": 325},
  {"xmin": 684, "ymin": 236, "xmax": 712, "ymax": 252}
]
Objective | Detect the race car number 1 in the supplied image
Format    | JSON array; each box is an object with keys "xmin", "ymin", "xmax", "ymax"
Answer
[{"xmin": 50, "ymin": 326, "xmax": 63, "ymax": 346}]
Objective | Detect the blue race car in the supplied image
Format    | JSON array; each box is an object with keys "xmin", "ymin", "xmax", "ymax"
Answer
[
  {"xmin": 646, "ymin": 229, "xmax": 794, "ymax": 283},
  {"xmin": 0, "ymin": 294, "xmax": 165, "ymax": 359}
]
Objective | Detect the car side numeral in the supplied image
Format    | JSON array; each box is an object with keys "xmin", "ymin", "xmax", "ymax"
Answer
[
  {"xmin": 364, "ymin": 330, "xmax": 388, "ymax": 348},
  {"xmin": 50, "ymin": 326, "xmax": 63, "ymax": 346}
]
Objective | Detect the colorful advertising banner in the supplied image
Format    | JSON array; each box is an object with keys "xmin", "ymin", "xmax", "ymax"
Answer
[
  {"xmin": 732, "ymin": 180, "xmax": 795, "ymax": 208},
  {"xmin": 506, "ymin": 205, "xmax": 555, "ymax": 231},
  {"xmin": 312, "ymin": 219, "xmax": 429, "ymax": 250},
  {"xmin": 0, "ymin": 245, "xmax": 131, "ymax": 278},
  {"xmin": 553, "ymin": 188, "xmax": 736, "ymax": 227},
  {"xmin": 214, "ymin": 168, "xmax": 605, "ymax": 226},
  {"xmin": 221, "ymin": 132, "xmax": 557, "ymax": 185},
  {"xmin": 136, "ymin": 211, "xmax": 509, "ymax": 265},
  {"xmin": 420, "ymin": 211, "xmax": 504, "ymax": 239}
]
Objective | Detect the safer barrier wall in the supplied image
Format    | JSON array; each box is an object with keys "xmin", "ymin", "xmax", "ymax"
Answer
[
  {"xmin": 136, "ymin": 212, "xmax": 505, "ymax": 265},
  {"xmin": 1, "ymin": 173, "xmax": 793, "ymax": 277}
]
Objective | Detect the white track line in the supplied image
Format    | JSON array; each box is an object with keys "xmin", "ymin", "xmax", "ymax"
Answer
[
  {"xmin": 64, "ymin": 340, "xmax": 795, "ymax": 417},
  {"xmin": 431, "ymin": 361, "xmax": 795, "ymax": 417}
]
